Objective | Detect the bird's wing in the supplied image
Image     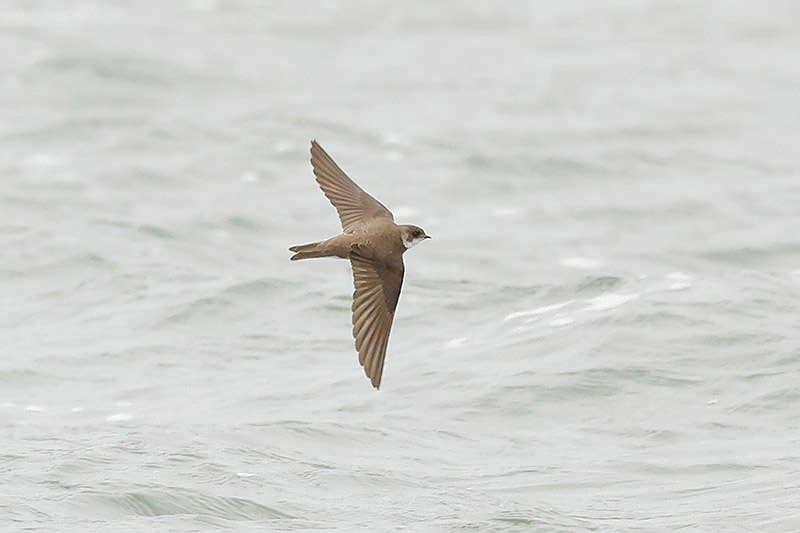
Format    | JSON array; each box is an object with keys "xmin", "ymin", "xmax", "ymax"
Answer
[
  {"xmin": 310, "ymin": 140, "xmax": 394, "ymax": 232},
  {"xmin": 349, "ymin": 252, "xmax": 404, "ymax": 389}
]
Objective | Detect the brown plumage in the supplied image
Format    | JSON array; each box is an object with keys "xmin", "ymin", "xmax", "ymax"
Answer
[{"xmin": 289, "ymin": 140, "xmax": 430, "ymax": 389}]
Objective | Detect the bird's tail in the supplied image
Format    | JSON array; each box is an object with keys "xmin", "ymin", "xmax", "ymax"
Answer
[{"xmin": 289, "ymin": 241, "xmax": 329, "ymax": 261}]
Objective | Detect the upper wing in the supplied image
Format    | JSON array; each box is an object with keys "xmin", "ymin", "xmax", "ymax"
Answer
[
  {"xmin": 349, "ymin": 252, "xmax": 404, "ymax": 389},
  {"xmin": 310, "ymin": 140, "xmax": 394, "ymax": 232}
]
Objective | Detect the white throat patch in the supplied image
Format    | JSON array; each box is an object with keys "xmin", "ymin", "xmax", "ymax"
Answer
[{"xmin": 403, "ymin": 235, "xmax": 426, "ymax": 249}]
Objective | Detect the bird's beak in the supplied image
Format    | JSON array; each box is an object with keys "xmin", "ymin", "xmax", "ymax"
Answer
[{"xmin": 425, "ymin": 235, "xmax": 432, "ymax": 239}]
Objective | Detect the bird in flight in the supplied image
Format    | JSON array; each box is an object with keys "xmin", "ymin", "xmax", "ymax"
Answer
[{"xmin": 290, "ymin": 140, "xmax": 430, "ymax": 389}]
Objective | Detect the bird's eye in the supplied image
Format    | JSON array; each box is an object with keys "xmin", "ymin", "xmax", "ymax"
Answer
[{"xmin": 412, "ymin": 231, "xmax": 420, "ymax": 238}]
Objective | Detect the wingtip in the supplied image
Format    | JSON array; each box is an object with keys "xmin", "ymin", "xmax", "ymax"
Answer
[
  {"xmin": 310, "ymin": 139, "xmax": 323, "ymax": 162},
  {"xmin": 362, "ymin": 363, "xmax": 382, "ymax": 390}
]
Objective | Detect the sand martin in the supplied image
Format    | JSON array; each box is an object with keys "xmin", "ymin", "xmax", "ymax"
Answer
[{"xmin": 290, "ymin": 140, "xmax": 430, "ymax": 389}]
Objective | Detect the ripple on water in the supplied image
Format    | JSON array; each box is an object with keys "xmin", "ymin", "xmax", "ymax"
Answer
[
  {"xmin": 503, "ymin": 300, "xmax": 574, "ymax": 321},
  {"xmin": 137, "ymin": 224, "xmax": 177, "ymax": 240},
  {"xmin": 72, "ymin": 489, "xmax": 295, "ymax": 520},
  {"xmin": 581, "ymin": 292, "xmax": 641, "ymax": 312},
  {"xmin": 575, "ymin": 275, "xmax": 625, "ymax": 293},
  {"xmin": 162, "ymin": 278, "xmax": 280, "ymax": 325},
  {"xmin": 559, "ymin": 256, "xmax": 602, "ymax": 270}
]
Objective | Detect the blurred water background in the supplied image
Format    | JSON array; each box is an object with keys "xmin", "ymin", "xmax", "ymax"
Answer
[{"xmin": 2, "ymin": 1, "xmax": 800, "ymax": 530}]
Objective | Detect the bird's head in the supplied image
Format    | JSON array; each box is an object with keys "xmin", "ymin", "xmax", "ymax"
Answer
[{"xmin": 400, "ymin": 225, "xmax": 431, "ymax": 250}]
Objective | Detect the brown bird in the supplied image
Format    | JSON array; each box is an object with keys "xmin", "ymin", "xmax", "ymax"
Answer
[{"xmin": 290, "ymin": 140, "xmax": 430, "ymax": 389}]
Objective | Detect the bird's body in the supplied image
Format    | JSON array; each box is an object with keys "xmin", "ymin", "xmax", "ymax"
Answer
[
  {"xmin": 290, "ymin": 141, "xmax": 429, "ymax": 389},
  {"xmin": 290, "ymin": 216, "xmax": 405, "ymax": 261}
]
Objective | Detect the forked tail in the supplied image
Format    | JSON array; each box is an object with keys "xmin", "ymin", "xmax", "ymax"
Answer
[{"xmin": 289, "ymin": 241, "xmax": 328, "ymax": 261}]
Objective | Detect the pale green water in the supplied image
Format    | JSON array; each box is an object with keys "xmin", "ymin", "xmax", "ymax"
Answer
[{"xmin": 2, "ymin": 1, "xmax": 800, "ymax": 531}]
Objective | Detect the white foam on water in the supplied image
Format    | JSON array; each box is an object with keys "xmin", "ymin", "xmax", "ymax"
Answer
[
  {"xmin": 392, "ymin": 206, "xmax": 420, "ymax": 218},
  {"xmin": 381, "ymin": 132, "xmax": 409, "ymax": 145},
  {"xmin": 582, "ymin": 293, "xmax": 640, "ymax": 312},
  {"xmin": 444, "ymin": 337, "xmax": 468, "ymax": 349},
  {"xmin": 666, "ymin": 272, "xmax": 692, "ymax": 281},
  {"xmin": 272, "ymin": 140, "xmax": 294, "ymax": 153},
  {"xmin": 24, "ymin": 152, "xmax": 63, "ymax": 169},
  {"xmin": 504, "ymin": 300, "xmax": 574, "ymax": 321},
  {"xmin": 70, "ymin": 407, "xmax": 84, "ymax": 413},
  {"xmin": 493, "ymin": 206, "xmax": 519, "ymax": 217},
  {"xmin": 549, "ymin": 316, "xmax": 575, "ymax": 327},
  {"xmin": 384, "ymin": 150, "xmax": 403, "ymax": 162},
  {"xmin": 106, "ymin": 413, "xmax": 132, "ymax": 422},
  {"xmin": 665, "ymin": 272, "xmax": 692, "ymax": 291},
  {"xmin": 560, "ymin": 257, "xmax": 601, "ymax": 270},
  {"xmin": 237, "ymin": 472, "xmax": 255, "ymax": 478},
  {"xmin": 24, "ymin": 405, "xmax": 45, "ymax": 413},
  {"xmin": 239, "ymin": 170, "xmax": 258, "ymax": 183}
]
